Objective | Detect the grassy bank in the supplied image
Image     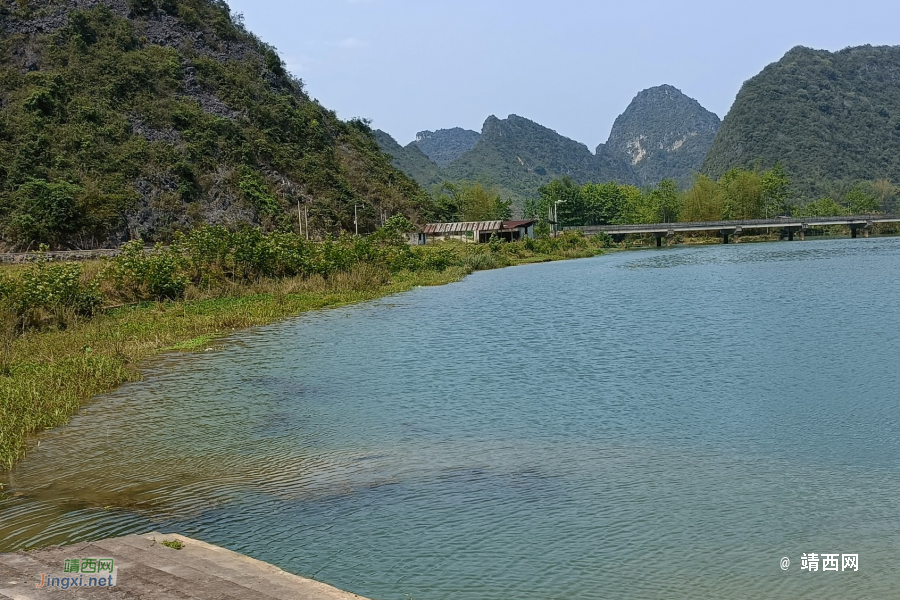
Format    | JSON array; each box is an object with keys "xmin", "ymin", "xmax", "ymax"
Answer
[{"xmin": 0, "ymin": 225, "xmax": 608, "ymax": 471}]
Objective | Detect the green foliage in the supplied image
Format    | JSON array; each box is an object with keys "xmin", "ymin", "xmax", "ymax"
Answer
[
  {"xmin": 432, "ymin": 182, "xmax": 512, "ymax": 222},
  {"xmin": 527, "ymin": 178, "xmax": 676, "ymax": 227},
  {"xmin": 0, "ymin": 2, "xmax": 430, "ymax": 248},
  {"xmin": 3, "ymin": 179, "xmax": 85, "ymax": 247},
  {"xmin": 761, "ymin": 162, "xmax": 791, "ymax": 217},
  {"xmin": 0, "ymin": 251, "xmax": 101, "ymax": 327},
  {"xmin": 794, "ymin": 197, "xmax": 848, "ymax": 218},
  {"xmin": 703, "ymin": 45, "xmax": 900, "ymax": 200},
  {"xmin": 845, "ymin": 186, "xmax": 879, "ymax": 214},
  {"xmin": 650, "ymin": 179, "xmax": 681, "ymax": 223},
  {"xmin": 105, "ymin": 240, "xmax": 189, "ymax": 300},
  {"xmin": 238, "ymin": 167, "xmax": 280, "ymax": 217}
]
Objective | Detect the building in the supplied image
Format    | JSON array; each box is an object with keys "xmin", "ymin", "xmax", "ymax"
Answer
[{"xmin": 415, "ymin": 220, "xmax": 538, "ymax": 244}]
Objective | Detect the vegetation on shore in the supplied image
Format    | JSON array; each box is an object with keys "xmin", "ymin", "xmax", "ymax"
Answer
[
  {"xmin": 530, "ymin": 165, "xmax": 896, "ymax": 230},
  {"xmin": 0, "ymin": 218, "xmax": 609, "ymax": 471}
]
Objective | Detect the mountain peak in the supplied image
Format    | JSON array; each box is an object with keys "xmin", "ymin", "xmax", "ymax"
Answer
[
  {"xmin": 599, "ymin": 84, "xmax": 720, "ymax": 186},
  {"xmin": 411, "ymin": 127, "xmax": 480, "ymax": 167}
]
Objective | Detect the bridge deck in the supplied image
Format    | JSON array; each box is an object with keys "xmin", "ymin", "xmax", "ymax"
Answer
[{"xmin": 569, "ymin": 215, "xmax": 900, "ymax": 236}]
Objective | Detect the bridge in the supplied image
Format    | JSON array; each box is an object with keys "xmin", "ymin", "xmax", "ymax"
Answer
[{"xmin": 568, "ymin": 215, "xmax": 900, "ymax": 246}]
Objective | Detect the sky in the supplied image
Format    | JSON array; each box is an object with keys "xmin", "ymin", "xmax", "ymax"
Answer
[{"xmin": 225, "ymin": 0, "xmax": 899, "ymax": 149}]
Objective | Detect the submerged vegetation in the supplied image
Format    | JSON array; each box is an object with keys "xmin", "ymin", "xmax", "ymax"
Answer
[{"xmin": 0, "ymin": 219, "xmax": 608, "ymax": 471}]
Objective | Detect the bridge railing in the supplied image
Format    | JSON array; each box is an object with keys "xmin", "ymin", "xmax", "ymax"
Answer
[{"xmin": 565, "ymin": 214, "xmax": 900, "ymax": 233}]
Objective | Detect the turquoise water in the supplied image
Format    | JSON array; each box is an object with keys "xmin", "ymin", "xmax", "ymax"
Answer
[{"xmin": 3, "ymin": 238, "xmax": 900, "ymax": 598}]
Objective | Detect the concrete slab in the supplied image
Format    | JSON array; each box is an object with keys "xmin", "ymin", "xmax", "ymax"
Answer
[{"xmin": 0, "ymin": 533, "xmax": 370, "ymax": 600}]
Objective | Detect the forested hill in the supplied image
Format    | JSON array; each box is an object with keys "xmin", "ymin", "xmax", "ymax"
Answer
[
  {"xmin": 443, "ymin": 114, "xmax": 632, "ymax": 204},
  {"xmin": 703, "ymin": 45, "xmax": 900, "ymax": 199},
  {"xmin": 373, "ymin": 129, "xmax": 443, "ymax": 188},
  {"xmin": 0, "ymin": 0, "xmax": 428, "ymax": 249},
  {"xmin": 413, "ymin": 128, "xmax": 480, "ymax": 167},
  {"xmin": 376, "ymin": 89, "xmax": 720, "ymax": 207},
  {"xmin": 599, "ymin": 85, "xmax": 720, "ymax": 187}
]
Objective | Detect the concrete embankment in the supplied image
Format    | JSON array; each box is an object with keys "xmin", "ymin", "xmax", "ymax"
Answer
[{"xmin": 0, "ymin": 532, "xmax": 369, "ymax": 599}]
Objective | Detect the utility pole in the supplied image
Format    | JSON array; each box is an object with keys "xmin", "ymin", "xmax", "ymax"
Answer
[
  {"xmin": 297, "ymin": 200, "xmax": 302, "ymax": 237},
  {"xmin": 553, "ymin": 199, "xmax": 566, "ymax": 237},
  {"xmin": 354, "ymin": 204, "xmax": 359, "ymax": 236}
]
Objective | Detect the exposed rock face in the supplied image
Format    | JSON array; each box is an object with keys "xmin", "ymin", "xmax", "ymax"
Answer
[
  {"xmin": 599, "ymin": 85, "xmax": 720, "ymax": 186},
  {"xmin": 372, "ymin": 86, "xmax": 722, "ymax": 207},
  {"xmin": 412, "ymin": 128, "xmax": 480, "ymax": 167},
  {"xmin": 0, "ymin": 0, "xmax": 425, "ymax": 248},
  {"xmin": 703, "ymin": 45, "xmax": 900, "ymax": 198}
]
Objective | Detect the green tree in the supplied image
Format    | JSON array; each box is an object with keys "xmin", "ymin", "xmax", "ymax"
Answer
[
  {"xmin": 761, "ymin": 162, "xmax": 791, "ymax": 217},
  {"xmin": 579, "ymin": 182, "xmax": 631, "ymax": 225},
  {"xmin": 680, "ymin": 174, "xmax": 721, "ymax": 222},
  {"xmin": 432, "ymin": 181, "xmax": 511, "ymax": 222},
  {"xmin": 539, "ymin": 177, "xmax": 582, "ymax": 226},
  {"xmin": 845, "ymin": 185, "xmax": 880, "ymax": 214},
  {"xmin": 795, "ymin": 197, "xmax": 848, "ymax": 217},
  {"xmin": 4, "ymin": 179, "xmax": 84, "ymax": 247},
  {"xmin": 719, "ymin": 169, "xmax": 763, "ymax": 220},
  {"xmin": 869, "ymin": 179, "xmax": 897, "ymax": 213},
  {"xmin": 650, "ymin": 179, "xmax": 681, "ymax": 223}
]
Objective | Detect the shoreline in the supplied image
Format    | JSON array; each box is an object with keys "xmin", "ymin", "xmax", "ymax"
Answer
[
  {"xmin": 3, "ymin": 230, "xmax": 892, "ymax": 473},
  {"xmin": 0, "ymin": 245, "xmax": 608, "ymax": 474}
]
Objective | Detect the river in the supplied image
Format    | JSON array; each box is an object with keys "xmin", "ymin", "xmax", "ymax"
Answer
[{"xmin": 2, "ymin": 237, "xmax": 900, "ymax": 599}]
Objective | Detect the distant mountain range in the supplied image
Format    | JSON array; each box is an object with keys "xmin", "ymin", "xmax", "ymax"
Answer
[{"xmin": 376, "ymin": 85, "xmax": 721, "ymax": 205}]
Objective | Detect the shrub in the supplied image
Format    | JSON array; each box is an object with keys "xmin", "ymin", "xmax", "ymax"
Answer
[
  {"xmin": 105, "ymin": 240, "xmax": 188, "ymax": 301},
  {"xmin": 0, "ymin": 251, "xmax": 102, "ymax": 328},
  {"xmin": 4, "ymin": 179, "xmax": 85, "ymax": 248}
]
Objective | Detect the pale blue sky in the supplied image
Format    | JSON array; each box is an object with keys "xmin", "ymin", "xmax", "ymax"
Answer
[{"xmin": 226, "ymin": 0, "xmax": 898, "ymax": 149}]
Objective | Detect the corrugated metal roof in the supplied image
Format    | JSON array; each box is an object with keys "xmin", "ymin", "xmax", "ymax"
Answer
[
  {"xmin": 502, "ymin": 219, "xmax": 538, "ymax": 229},
  {"xmin": 423, "ymin": 221, "xmax": 503, "ymax": 234}
]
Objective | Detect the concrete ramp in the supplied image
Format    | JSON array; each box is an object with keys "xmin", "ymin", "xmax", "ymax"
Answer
[{"xmin": 0, "ymin": 532, "xmax": 369, "ymax": 599}]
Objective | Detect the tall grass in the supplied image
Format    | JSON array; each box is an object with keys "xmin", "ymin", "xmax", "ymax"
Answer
[{"xmin": 0, "ymin": 226, "xmax": 606, "ymax": 470}]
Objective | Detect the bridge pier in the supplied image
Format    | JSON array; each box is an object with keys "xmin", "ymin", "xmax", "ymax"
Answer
[
  {"xmin": 655, "ymin": 234, "xmax": 662, "ymax": 247},
  {"xmin": 666, "ymin": 230, "xmax": 675, "ymax": 247},
  {"xmin": 719, "ymin": 228, "xmax": 736, "ymax": 244},
  {"xmin": 782, "ymin": 225, "xmax": 805, "ymax": 241}
]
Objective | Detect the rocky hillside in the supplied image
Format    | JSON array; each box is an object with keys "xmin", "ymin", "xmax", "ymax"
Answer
[
  {"xmin": 598, "ymin": 85, "xmax": 720, "ymax": 187},
  {"xmin": 443, "ymin": 115, "xmax": 632, "ymax": 204},
  {"xmin": 374, "ymin": 129, "xmax": 443, "ymax": 187},
  {"xmin": 376, "ymin": 88, "xmax": 720, "ymax": 207},
  {"xmin": 0, "ymin": 0, "xmax": 427, "ymax": 249},
  {"xmin": 412, "ymin": 128, "xmax": 480, "ymax": 167},
  {"xmin": 703, "ymin": 45, "xmax": 900, "ymax": 199}
]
